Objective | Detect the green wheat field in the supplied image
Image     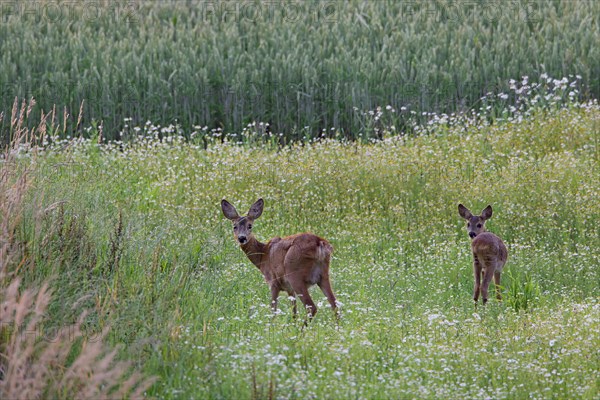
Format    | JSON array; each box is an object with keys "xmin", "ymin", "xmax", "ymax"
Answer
[
  {"xmin": 1, "ymin": 0, "xmax": 600, "ymax": 139},
  {"xmin": 1, "ymin": 1, "xmax": 599, "ymax": 399}
]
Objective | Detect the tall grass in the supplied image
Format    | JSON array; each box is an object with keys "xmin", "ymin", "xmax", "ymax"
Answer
[
  {"xmin": 0, "ymin": 99, "xmax": 155, "ymax": 399},
  {"xmin": 1, "ymin": 0, "xmax": 599, "ymax": 140},
  {"xmin": 9, "ymin": 94, "xmax": 599, "ymax": 398}
]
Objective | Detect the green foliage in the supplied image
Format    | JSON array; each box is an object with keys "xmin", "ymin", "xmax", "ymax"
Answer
[
  {"xmin": 0, "ymin": 107, "xmax": 155, "ymax": 400},
  {"xmin": 13, "ymin": 103, "xmax": 600, "ymax": 398},
  {"xmin": 504, "ymin": 270, "xmax": 541, "ymax": 312},
  {"xmin": 1, "ymin": 1, "xmax": 600, "ymax": 140}
]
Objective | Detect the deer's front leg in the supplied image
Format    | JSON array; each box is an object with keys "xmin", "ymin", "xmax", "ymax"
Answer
[{"xmin": 473, "ymin": 256, "xmax": 482, "ymax": 303}]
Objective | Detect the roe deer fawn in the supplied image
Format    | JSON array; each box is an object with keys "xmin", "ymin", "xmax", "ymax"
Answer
[
  {"xmin": 458, "ymin": 204, "xmax": 508, "ymax": 304},
  {"xmin": 221, "ymin": 198, "xmax": 338, "ymax": 319}
]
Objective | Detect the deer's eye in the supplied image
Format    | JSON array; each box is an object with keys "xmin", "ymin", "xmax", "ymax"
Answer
[
  {"xmin": 233, "ymin": 226, "xmax": 238, "ymax": 231},
  {"xmin": 248, "ymin": 224, "xmax": 252, "ymax": 229},
  {"xmin": 477, "ymin": 223, "xmax": 482, "ymax": 228},
  {"xmin": 467, "ymin": 223, "xmax": 470, "ymax": 227}
]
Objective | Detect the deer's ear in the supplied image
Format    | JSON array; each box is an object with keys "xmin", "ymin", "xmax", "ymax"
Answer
[
  {"xmin": 248, "ymin": 198, "xmax": 264, "ymax": 219},
  {"xmin": 458, "ymin": 204, "xmax": 472, "ymax": 220},
  {"xmin": 481, "ymin": 205, "xmax": 493, "ymax": 220},
  {"xmin": 221, "ymin": 199, "xmax": 240, "ymax": 220}
]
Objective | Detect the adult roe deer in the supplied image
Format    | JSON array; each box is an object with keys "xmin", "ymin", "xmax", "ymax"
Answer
[
  {"xmin": 221, "ymin": 198, "xmax": 338, "ymax": 319},
  {"xmin": 458, "ymin": 204, "xmax": 508, "ymax": 304}
]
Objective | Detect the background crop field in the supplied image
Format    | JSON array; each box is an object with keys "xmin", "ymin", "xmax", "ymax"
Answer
[
  {"xmin": 1, "ymin": 0, "xmax": 600, "ymax": 140},
  {"xmin": 4, "ymin": 102, "xmax": 597, "ymax": 398}
]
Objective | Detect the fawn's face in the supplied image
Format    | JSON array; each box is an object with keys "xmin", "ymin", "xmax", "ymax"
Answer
[
  {"xmin": 458, "ymin": 204, "xmax": 492, "ymax": 239},
  {"xmin": 464, "ymin": 215, "xmax": 486, "ymax": 239},
  {"xmin": 231, "ymin": 216, "xmax": 254, "ymax": 244},
  {"xmin": 221, "ymin": 198, "xmax": 264, "ymax": 245}
]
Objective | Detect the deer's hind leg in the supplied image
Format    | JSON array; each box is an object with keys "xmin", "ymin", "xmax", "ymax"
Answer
[
  {"xmin": 480, "ymin": 258, "xmax": 496, "ymax": 305},
  {"xmin": 318, "ymin": 272, "xmax": 339, "ymax": 320},
  {"xmin": 494, "ymin": 270, "xmax": 502, "ymax": 301},
  {"xmin": 291, "ymin": 281, "xmax": 317, "ymax": 318},
  {"xmin": 284, "ymin": 246, "xmax": 318, "ymax": 319},
  {"xmin": 286, "ymin": 289, "xmax": 298, "ymax": 317},
  {"xmin": 270, "ymin": 284, "xmax": 280, "ymax": 313},
  {"xmin": 318, "ymin": 272, "xmax": 337, "ymax": 311}
]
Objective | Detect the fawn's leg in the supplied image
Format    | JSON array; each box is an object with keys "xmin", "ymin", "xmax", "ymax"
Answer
[
  {"xmin": 285, "ymin": 248, "xmax": 318, "ymax": 321},
  {"xmin": 290, "ymin": 281, "xmax": 317, "ymax": 320},
  {"xmin": 318, "ymin": 274, "xmax": 337, "ymax": 310},
  {"xmin": 287, "ymin": 290, "xmax": 298, "ymax": 317},
  {"xmin": 480, "ymin": 262, "xmax": 496, "ymax": 305},
  {"xmin": 494, "ymin": 271, "xmax": 502, "ymax": 301},
  {"xmin": 473, "ymin": 257, "xmax": 482, "ymax": 303},
  {"xmin": 318, "ymin": 273, "xmax": 339, "ymax": 319},
  {"xmin": 270, "ymin": 284, "xmax": 280, "ymax": 313}
]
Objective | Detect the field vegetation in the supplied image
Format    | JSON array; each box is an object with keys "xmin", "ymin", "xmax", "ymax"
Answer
[
  {"xmin": 1, "ymin": 0, "xmax": 600, "ymax": 140},
  {"xmin": 1, "ymin": 1, "xmax": 599, "ymax": 399},
  {"xmin": 1, "ymin": 88, "xmax": 598, "ymax": 398}
]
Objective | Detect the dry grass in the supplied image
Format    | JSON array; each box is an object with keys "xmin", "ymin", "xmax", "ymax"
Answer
[{"xmin": 0, "ymin": 98, "xmax": 156, "ymax": 399}]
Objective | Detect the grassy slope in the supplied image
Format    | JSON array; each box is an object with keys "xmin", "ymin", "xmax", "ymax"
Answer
[{"xmin": 19, "ymin": 105, "xmax": 600, "ymax": 398}]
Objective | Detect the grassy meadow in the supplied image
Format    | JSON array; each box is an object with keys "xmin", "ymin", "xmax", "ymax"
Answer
[
  {"xmin": 1, "ymin": 0, "xmax": 600, "ymax": 139},
  {"xmin": 2, "ymin": 98, "xmax": 597, "ymax": 398},
  {"xmin": 1, "ymin": 1, "xmax": 600, "ymax": 398}
]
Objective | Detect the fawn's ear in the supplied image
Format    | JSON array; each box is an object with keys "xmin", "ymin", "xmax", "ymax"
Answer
[
  {"xmin": 247, "ymin": 198, "xmax": 264, "ymax": 219},
  {"xmin": 481, "ymin": 205, "xmax": 493, "ymax": 220},
  {"xmin": 221, "ymin": 199, "xmax": 240, "ymax": 220},
  {"xmin": 458, "ymin": 204, "xmax": 472, "ymax": 220}
]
